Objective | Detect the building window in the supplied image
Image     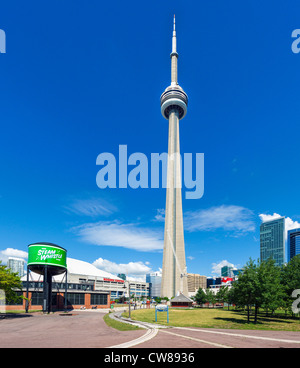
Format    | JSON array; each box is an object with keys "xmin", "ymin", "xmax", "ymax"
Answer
[
  {"xmin": 31, "ymin": 292, "xmax": 44, "ymax": 305},
  {"xmin": 66, "ymin": 293, "xmax": 85, "ymax": 305},
  {"xmin": 90, "ymin": 294, "xmax": 108, "ymax": 305}
]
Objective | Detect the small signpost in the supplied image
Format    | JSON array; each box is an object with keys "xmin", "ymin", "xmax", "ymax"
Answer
[{"xmin": 155, "ymin": 304, "xmax": 169, "ymax": 323}]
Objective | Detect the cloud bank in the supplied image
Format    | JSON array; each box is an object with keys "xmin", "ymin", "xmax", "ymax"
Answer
[
  {"xmin": 184, "ymin": 205, "xmax": 255, "ymax": 236},
  {"xmin": 93, "ymin": 257, "xmax": 151, "ymax": 279},
  {"xmin": 0, "ymin": 248, "xmax": 28, "ymax": 264},
  {"xmin": 73, "ymin": 220, "xmax": 164, "ymax": 252}
]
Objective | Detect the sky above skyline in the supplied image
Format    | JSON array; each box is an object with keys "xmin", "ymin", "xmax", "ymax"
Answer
[{"xmin": 1, "ymin": 0, "xmax": 300, "ymax": 280}]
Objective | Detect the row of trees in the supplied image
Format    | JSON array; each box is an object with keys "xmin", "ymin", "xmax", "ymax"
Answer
[{"xmin": 194, "ymin": 255, "xmax": 300, "ymax": 323}]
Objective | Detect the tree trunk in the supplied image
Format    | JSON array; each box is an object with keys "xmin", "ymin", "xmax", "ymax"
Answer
[{"xmin": 254, "ymin": 305, "xmax": 258, "ymax": 324}]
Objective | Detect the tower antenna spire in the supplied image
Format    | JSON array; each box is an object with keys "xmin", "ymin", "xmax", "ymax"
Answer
[
  {"xmin": 160, "ymin": 16, "xmax": 189, "ymax": 298},
  {"xmin": 171, "ymin": 15, "xmax": 178, "ymax": 85}
]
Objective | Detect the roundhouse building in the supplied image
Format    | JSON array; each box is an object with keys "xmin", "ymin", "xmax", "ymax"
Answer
[{"xmin": 7, "ymin": 258, "xmax": 149, "ymax": 311}]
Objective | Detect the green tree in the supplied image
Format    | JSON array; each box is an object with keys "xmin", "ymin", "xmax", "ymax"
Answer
[
  {"xmin": 281, "ymin": 255, "xmax": 300, "ymax": 316},
  {"xmin": 231, "ymin": 258, "xmax": 259, "ymax": 322},
  {"xmin": 216, "ymin": 286, "xmax": 229, "ymax": 307},
  {"xmin": 0, "ymin": 261, "xmax": 23, "ymax": 305},
  {"xmin": 225, "ymin": 287, "xmax": 236, "ymax": 310},
  {"xmin": 205, "ymin": 288, "xmax": 216, "ymax": 308},
  {"xmin": 194, "ymin": 288, "xmax": 207, "ymax": 306},
  {"xmin": 257, "ymin": 258, "xmax": 284, "ymax": 317}
]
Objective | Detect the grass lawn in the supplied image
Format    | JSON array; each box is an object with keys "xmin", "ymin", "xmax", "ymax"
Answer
[
  {"xmin": 122, "ymin": 308, "xmax": 300, "ymax": 331},
  {"xmin": 103, "ymin": 312, "xmax": 143, "ymax": 331}
]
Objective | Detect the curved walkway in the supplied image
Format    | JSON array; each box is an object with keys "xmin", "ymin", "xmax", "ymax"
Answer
[
  {"xmin": 109, "ymin": 311, "xmax": 300, "ymax": 348},
  {"xmin": 1, "ymin": 310, "xmax": 300, "ymax": 348}
]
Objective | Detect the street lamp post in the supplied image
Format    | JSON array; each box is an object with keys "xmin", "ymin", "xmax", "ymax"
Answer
[{"xmin": 128, "ymin": 283, "xmax": 131, "ymax": 319}]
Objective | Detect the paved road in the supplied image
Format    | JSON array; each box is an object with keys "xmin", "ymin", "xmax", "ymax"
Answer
[
  {"xmin": 0, "ymin": 311, "xmax": 145, "ymax": 348},
  {"xmin": 1, "ymin": 311, "xmax": 300, "ymax": 348}
]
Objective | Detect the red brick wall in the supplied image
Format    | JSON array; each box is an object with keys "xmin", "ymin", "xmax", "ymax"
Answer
[{"xmin": 4, "ymin": 291, "xmax": 110, "ymax": 311}]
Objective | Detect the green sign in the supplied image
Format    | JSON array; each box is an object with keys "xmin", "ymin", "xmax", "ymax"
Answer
[{"xmin": 28, "ymin": 244, "xmax": 67, "ymax": 269}]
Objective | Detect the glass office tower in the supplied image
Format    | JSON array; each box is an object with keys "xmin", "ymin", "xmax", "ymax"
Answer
[
  {"xmin": 7, "ymin": 257, "xmax": 25, "ymax": 277},
  {"xmin": 260, "ymin": 217, "xmax": 285, "ymax": 266},
  {"xmin": 146, "ymin": 272, "xmax": 162, "ymax": 298},
  {"xmin": 287, "ymin": 228, "xmax": 300, "ymax": 262}
]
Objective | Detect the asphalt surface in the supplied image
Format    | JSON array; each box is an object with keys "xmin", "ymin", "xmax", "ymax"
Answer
[
  {"xmin": 1, "ymin": 310, "xmax": 300, "ymax": 348},
  {"xmin": 0, "ymin": 311, "xmax": 144, "ymax": 348}
]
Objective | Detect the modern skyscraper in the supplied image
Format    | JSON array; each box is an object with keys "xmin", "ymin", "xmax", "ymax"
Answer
[
  {"xmin": 146, "ymin": 272, "xmax": 162, "ymax": 298},
  {"xmin": 221, "ymin": 265, "xmax": 234, "ymax": 278},
  {"xmin": 260, "ymin": 217, "xmax": 285, "ymax": 266},
  {"xmin": 287, "ymin": 228, "xmax": 300, "ymax": 262},
  {"xmin": 160, "ymin": 16, "xmax": 188, "ymax": 298},
  {"xmin": 7, "ymin": 257, "xmax": 25, "ymax": 277}
]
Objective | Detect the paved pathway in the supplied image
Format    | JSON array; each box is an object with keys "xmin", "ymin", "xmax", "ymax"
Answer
[
  {"xmin": 0, "ymin": 311, "xmax": 145, "ymax": 348},
  {"xmin": 111, "ymin": 311, "xmax": 300, "ymax": 348},
  {"xmin": 1, "ymin": 310, "xmax": 300, "ymax": 348}
]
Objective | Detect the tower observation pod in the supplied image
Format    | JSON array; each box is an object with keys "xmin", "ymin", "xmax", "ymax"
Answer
[{"xmin": 160, "ymin": 16, "xmax": 189, "ymax": 299}]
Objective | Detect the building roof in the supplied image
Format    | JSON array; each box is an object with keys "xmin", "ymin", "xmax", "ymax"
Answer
[
  {"xmin": 171, "ymin": 293, "xmax": 193, "ymax": 303},
  {"xmin": 22, "ymin": 257, "xmax": 123, "ymax": 282}
]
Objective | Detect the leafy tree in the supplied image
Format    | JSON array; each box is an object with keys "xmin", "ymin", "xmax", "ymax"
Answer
[
  {"xmin": 231, "ymin": 258, "xmax": 259, "ymax": 322},
  {"xmin": 205, "ymin": 288, "xmax": 216, "ymax": 308},
  {"xmin": 216, "ymin": 286, "xmax": 230, "ymax": 307},
  {"xmin": 281, "ymin": 255, "xmax": 300, "ymax": 316},
  {"xmin": 0, "ymin": 261, "xmax": 23, "ymax": 305},
  {"xmin": 194, "ymin": 288, "xmax": 207, "ymax": 306},
  {"xmin": 225, "ymin": 287, "xmax": 236, "ymax": 310},
  {"xmin": 257, "ymin": 258, "xmax": 284, "ymax": 317}
]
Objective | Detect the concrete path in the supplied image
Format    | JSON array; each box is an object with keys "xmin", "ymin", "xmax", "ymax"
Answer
[
  {"xmin": 1, "ymin": 310, "xmax": 300, "ymax": 348},
  {"xmin": 110, "ymin": 311, "xmax": 300, "ymax": 348},
  {"xmin": 0, "ymin": 311, "xmax": 145, "ymax": 348}
]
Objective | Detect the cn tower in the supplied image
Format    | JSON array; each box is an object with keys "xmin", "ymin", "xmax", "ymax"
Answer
[{"xmin": 160, "ymin": 16, "xmax": 188, "ymax": 298}]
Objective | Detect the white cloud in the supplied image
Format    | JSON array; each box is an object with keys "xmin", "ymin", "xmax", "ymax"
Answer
[
  {"xmin": 73, "ymin": 220, "xmax": 164, "ymax": 252},
  {"xmin": 184, "ymin": 205, "xmax": 255, "ymax": 235},
  {"xmin": 187, "ymin": 256, "xmax": 195, "ymax": 260},
  {"xmin": 93, "ymin": 257, "xmax": 151, "ymax": 276},
  {"xmin": 154, "ymin": 208, "xmax": 165, "ymax": 222},
  {"xmin": 64, "ymin": 198, "xmax": 117, "ymax": 217},
  {"xmin": 259, "ymin": 213, "xmax": 282, "ymax": 223},
  {"xmin": 0, "ymin": 248, "xmax": 28, "ymax": 264},
  {"xmin": 211, "ymin": 260, "xmax": 235, "ymax": 276}
]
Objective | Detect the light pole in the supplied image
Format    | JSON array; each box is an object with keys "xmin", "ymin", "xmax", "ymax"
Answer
[{"xmin": 128, "ymin": 282, "xmax": 131, "ymax": 319}]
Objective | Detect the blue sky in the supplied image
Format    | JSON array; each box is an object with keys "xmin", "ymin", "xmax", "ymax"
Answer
[{"xmin": 1, "ymin": 0, "xmax": 300, "ymax": 279}]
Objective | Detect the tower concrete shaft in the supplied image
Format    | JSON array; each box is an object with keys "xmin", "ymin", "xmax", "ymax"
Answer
[{"xmin": 160, "ymin": 16, "xmax": 188, "ymax": 298}]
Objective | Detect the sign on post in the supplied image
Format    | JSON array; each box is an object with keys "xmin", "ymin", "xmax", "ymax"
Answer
[{"xmin": 155, "ymin": 304, "xmax": 169, "ymax": 323}]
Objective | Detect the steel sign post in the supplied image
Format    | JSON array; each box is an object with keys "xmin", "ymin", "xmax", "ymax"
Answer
[{"xmin": 155, "ymin": 304, "xmax": 169, "ymax": 323}]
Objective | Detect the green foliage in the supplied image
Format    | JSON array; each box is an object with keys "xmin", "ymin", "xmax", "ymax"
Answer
[
  {"xmin": 281, "ymin": 255, "xmax": 300, "ymax": 314},
  {"xmin": 230, "ymin": 256, "xmax": 300, "ymax": 322},
  {"xmin": 0, "ymin": 261, "xmax": 23, "ymax": 304},
  {"xmin": 194, "ymin": 287, "xmax": 207, "ymax": 305},
  {"xmin": 205, "ymin": 288, "xmax": 216, "ymax": 306},
  {"xmin": 216, "ymin": 285, "xmax": 230, "ymax": 304}
]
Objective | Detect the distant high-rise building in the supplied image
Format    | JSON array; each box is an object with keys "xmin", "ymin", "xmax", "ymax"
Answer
[
  {"xmin": 187, "ymin": 273, "xmax": 207, "ymax": 293},
  {"xmin": 117, "ymin": 273, "xmax": 126, "ymax": 281},
  {"xmin": 7, "ymin": 257, "xmax": 25, "ymax": 277},
  {"xmin": 287, "ymin": 228, "xmax": 300, "ymax": 262},
  {"xmin": 260, "ymin": 217, "xmax": 285, "ymax": 266},
  {"xmin": 221, "ymin": 266, "xmax": 233, "ymax": 277},
  {"xmin": 146, "ymin": 272, "xmax": 161, "ymax": 298}
]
